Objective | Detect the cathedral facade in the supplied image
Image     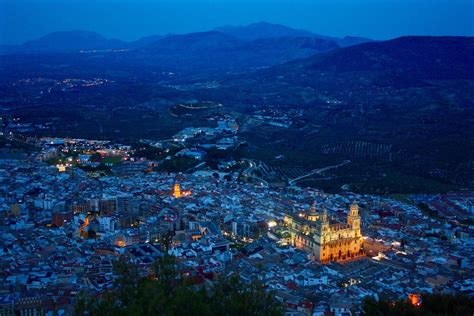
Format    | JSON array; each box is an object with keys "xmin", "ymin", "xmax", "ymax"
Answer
[{"xmin": 284, "ymin": 202, "xmax": 364, "ymax": 263}]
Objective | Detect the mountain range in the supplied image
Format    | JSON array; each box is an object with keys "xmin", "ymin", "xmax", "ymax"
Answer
[
  {"xmin": 0, "ymin": 22, "xmax": 377, "ymax": 79},
  {"xmin": 0, "ymin": 22, "xmax": 375, "ymax": 78},
  {"xmin": 0, "ymin": 22, "xmax": 370, "ymax": 54},
  {"xmin": 215, "ymin": 22, "xmax": 371, "ymax": 47},
  {"xmin": 0, "ymin": 25, "xmax": 473, "ymax": 192}
]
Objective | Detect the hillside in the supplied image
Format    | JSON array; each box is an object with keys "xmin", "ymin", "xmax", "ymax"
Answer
[
  {"xmin": 1, "ymin": 35, "xmax": 473, "ymax": 193},
  {"xmin": 213, "ymin": 36, "xmax": 474, "ymax": 192},
  {"xmin": 260, "ymin": 36, "xmax": 474, "ymax": 83},
  {"xmin": 2, "ymin": 31, "xmax": 128, "ymax": 53},
  {"xmin": 137, "ymin": 31, "xmax": 338, "ymax": 73},
  {"xmin": 215, "ymin": 21, "xmax": 317, "ymax": 40},
  {"xmin": 216, "ymin": 21, "xmax": 372, "ymax": 47}
]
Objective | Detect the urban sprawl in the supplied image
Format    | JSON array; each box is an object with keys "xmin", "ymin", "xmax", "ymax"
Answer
[{"xmin": 0, "ymin": 121, "xmax": 473, "ymax": 315}]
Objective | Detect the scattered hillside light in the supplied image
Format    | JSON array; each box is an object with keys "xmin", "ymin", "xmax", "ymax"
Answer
[
  {"xmin": 349, "ymin": 278, "xmax": 360, "ymax": 285},
  {"xmin": 56, "ymin": 164, "xmax": 66, "ymax": 172},
  {"xmin": 268, "ymin": 220, "xmax": 277, "ymax": 228}
]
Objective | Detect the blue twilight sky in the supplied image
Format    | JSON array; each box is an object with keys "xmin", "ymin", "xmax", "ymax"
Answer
[{"xmin": 0, "ymin": 0, "xmax": 473, "ymax": 45}]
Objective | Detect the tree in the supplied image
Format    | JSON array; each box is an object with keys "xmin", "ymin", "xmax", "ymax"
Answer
[
  {"xmin": 212, "ymin": 274, "xmax": 282, "ymax": 316},
  {"xmin": 362, "ymin": 293, "xmax": 474, "ymax": 316},
  {"xmin": 75, "ymin": 255, "xmax": 283, "ymax": 316}
]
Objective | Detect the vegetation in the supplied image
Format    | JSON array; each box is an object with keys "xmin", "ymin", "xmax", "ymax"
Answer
[
  {"xmin": 131, "ymin": 144, "xmax": 165, "ymax": 160},
  {"xmin": 101, "ymin": 156, "xmax": 122, "ymax": 164},
  {"xmin": 75, "ymin": 255, "xmax": 282, "ymax": 316},
  {"xmin": 417, "ymin": 203, "xmax": 442, "ymax": 220},
  {"xmin": 362, "ymin": 294, "xmax": 474, "ymax": 316},
  {"xmin": 154, "ymin": 156, "xmax": 199, "ymax": 173},
  {"xmin": 77, "ymin": 164, "xmax": 112, "ymax": 174},
  {"xmin": 204, "ymin": 147, "xmax": 242, "ymax": 170}
]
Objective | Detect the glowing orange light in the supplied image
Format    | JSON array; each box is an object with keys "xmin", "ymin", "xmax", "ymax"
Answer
[
  {"xmin": 173, "ymin": 183, "xmax": 192, "ymax": 198},
  {"xmin": 173, "ymin": 183, "xmax": 181, "ymax": 198},
  {"xmin": 79, "ymin": 216, "xmax": 90, "ymax": 238},
  {"xmin": 409, "ymin": 293, "xmax": 422, "ymax": 307}
]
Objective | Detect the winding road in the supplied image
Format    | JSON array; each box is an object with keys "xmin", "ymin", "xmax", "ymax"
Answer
[{"xmin": 288, "ymin": 160, "xmax": 351, "ymax": 185}]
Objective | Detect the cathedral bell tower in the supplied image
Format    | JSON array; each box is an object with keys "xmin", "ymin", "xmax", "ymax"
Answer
[
  {"xmin": 319, "ymin": 207, "xmax": 329, "ymax": 233},
  {"xmin": 347, "ymin": 201, "xmax": 361, "ymax": 230}
]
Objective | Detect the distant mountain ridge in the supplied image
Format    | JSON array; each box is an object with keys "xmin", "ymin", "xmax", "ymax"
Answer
[
  {"xmin": 0, "ymin": 22, "xmax": 373, "ymax": 55},
  {"xmin": 215, "ymin": 21, "xmax": 317, "ymax": 40},
  {"xmin": 143, "ymin": 31, "xmax": 243, "ymax": 52},
  {"xmin": 5, "ymin": 31, "xmax": 128, "ymax": 53},
  {"xmin": 136, "ymin": 31, "xmax": 339, "ymax": 72},
  {"xmin": 215, "ymin": 21, "xmax": 373, "ymax": 47}
]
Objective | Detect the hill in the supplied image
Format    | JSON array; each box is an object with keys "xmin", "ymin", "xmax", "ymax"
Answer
[
  {"xmin": 137, "ymin": 31, "xmax": 339, "ymax": 73},
  {"xmin": 143, "ymin": 31, "xmax": 244, "ymax": 52},
  {"xmin": 0, "ymin": 29, "xmax": 340, "ymax": 77},
  {"xmin": 258, "ymin": 36, "xmax": 474, "ymax": 84},
  {"xmin": 1, "ymin": 35, "xmax": 472, "ymax": 193},
  {"xmin": 215, "ymin": 21, "xmax": 317, "ymax": 40},
  {"xmin": 215, "ymin": 36, "xmax": 474, "ymax": 192},
  {"xmin": 216, "ymin": 21, "xmax": 372, "ymax": 47},
  {"xmin": 2, "ymin": 31, "xmax": 128, "ymax": 53}
]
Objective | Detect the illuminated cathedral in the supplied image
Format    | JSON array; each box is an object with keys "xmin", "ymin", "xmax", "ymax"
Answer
[{"xmin": 284, "ymin": 202, "xmax": 364, "ymax": 263}]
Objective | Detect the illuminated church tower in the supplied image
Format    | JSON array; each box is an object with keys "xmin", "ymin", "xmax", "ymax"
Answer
[
  {"xmin": 173, "ymin": 183, "xmax": 181, "ymax": 198},
  {"xmin": 347, "ymin": 202, "xmax": 361, "ymax": 230}
]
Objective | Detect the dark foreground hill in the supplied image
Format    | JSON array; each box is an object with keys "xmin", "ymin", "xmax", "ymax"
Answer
[{"xmin": 76, "ymin": 256, "xmax": 283, "ymax": 316}]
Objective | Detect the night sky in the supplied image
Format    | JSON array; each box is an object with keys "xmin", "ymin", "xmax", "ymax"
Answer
[{"xmin": 1, "ymin": 0, "xmax": 473, "ymax": 45}]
